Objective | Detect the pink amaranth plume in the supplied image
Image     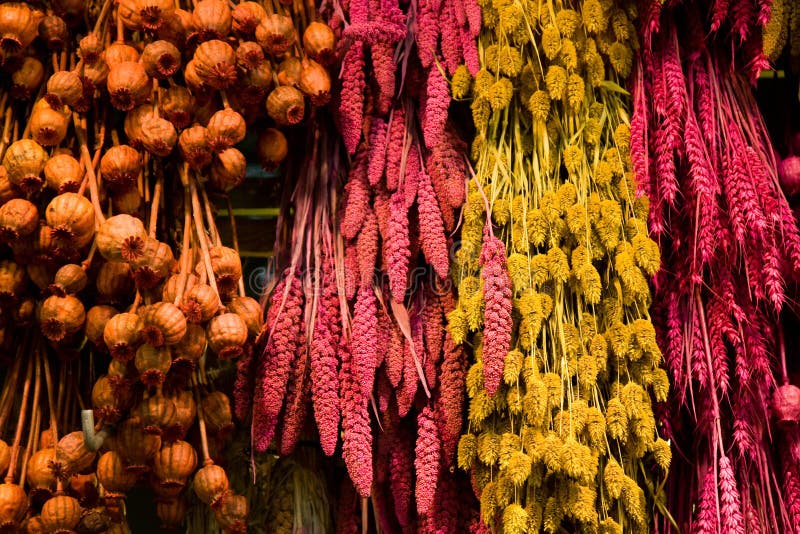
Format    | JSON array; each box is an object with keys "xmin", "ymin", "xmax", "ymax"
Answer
[
  {"xmin": 479, "ymin": 233, "xmax": 512, "ymax": 397},
  {"xmin": 310, "ymin": 257, "xmax": 342, "ymax": 456},
  {"xmin": 339, "ymin": 338, "xmax": 373, "ymax": 497},
  {"xmin": 340, "ymin": 43, "xmax": 366, "ymax": 154},
  {"xmin": 344, "ymin": 240, "xmax": 359, "ymax": 300},
  {"xmin": 461, "ymin": 26, "xmax": 480, "ymax": 76},
  {"xmin": 373, "ymin": 188, "xmax": 390, "ymax": 238},
  {"xmin": 390, "ymin": 423, "xmax": 414, "ymax": 527},
  {"xmin": 415, "ymin": 0, "xmax": 440, "ymax": 68},
  {"xmin": 352, "ymin": 284, "xmax": 379, "ymax": 397},
  {"xmin": 423, "ymin": 66, "xmax": 450, "ymax": 151},
  {"xmin": 252, "ymin": 272, "xmax": 304, "ymax": 452},
  {"xmin": 422, "ymin": 291, "xmax": 444, "ymax": 378},
  {"xmin": 398, "ymin": 335, "xmax": 418, "ymax": 417},
  {"xmin": 367, "ymin": 119, "xmax": 389, "ymax": 187},
  {"xmin": 341, "ymin": 151, "xmax": 371, "ymax": 240},
  {"xmin": 437, "ymin": 330, "xmax": 466, "ymax": 463},
  {"xmin": 233, "ymin": 345, "xmax": 255, "ymax": 422},
  {"xmin": 372, "ymin": 42, "xmax": 396, "ymax": 115},
  {"xmin": 439, "ymin": 2, "xmax": 464, "ymax": 75},
  {"xmin": 278, "ymin": 333, "xmax": 310, "ymax": 456},
  {"xmin": 349, "ymin": 0, "xmax": 369, "ymax": 24},
  {"xmin": 386, "ymin": 189, "xmax": 410, "ymax": 302},
  {"xmin": 431, "ymin": 468, "xmax": 459, "ymax": 532},
  {"xmin": 386, "ymin": 323, "xmax": 404, "ymax": 387},
  {"xmin": 344, "ymin": 22, "xmax": 406, "ymax": 45},
  {"xmin": 463, "ymin": 0, "xmax": 480, "ymax": 37},
  {"xmin": 385, "ymin": 106, "xmax": 407, "ymax": 192},
  {"xmin": 417, "ymin": 163, "xmax": 450, "ymax": 280},
  {"xmin": 404, "ymin": 148, "xmax": 421, "ymax": 208},
  {"xmin": 356, "ymin": 209, "xmax": 379, "ymax": 287},
  {"xmin": 415, "ymin": 403, "xmax": 441, "ymax": 517}
]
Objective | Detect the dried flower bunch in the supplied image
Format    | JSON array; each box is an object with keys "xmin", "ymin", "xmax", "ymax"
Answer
[
  {"xmin": 0, "ymin": 0, "xmax": 340, "ymax": 529},
  {"xmin": 633, "ymin": 1, "xmax": 800, "ymax": 532},
  {"xmin": 236, "ymin": 0, "xmax": 481, "ymax": 528},
  {"xmin": 451, "ymin": 0, "xmax": 670, "ymax": 531}
]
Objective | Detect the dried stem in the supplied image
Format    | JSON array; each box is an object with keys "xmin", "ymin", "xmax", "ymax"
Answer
[
  {"xmin": 188, "ymin": 173, "xmax": 221, "ymax": 296},
  {"xmin": 0, "ymin": 357, "xmax": 22, "ymax": 435},
  {"xmin": 174, "ymin": 191, "xmax": 194, "ymax": 305},
  {"xmin": 224, "ymin": 194, "xmax": 246, "ymax": 297},
  {"xmin": 191, "ymin": 376, "xmax": 212, "ymax": 464},
  {"xmin": 6, "ymin": 354, "xmax": 34, "ymax": 483},
  {"xmin": 42, "ymin": 350, "xmax": 58, "ymax": 443},
  {"xmin": 73, "ymin": 115, "xmax": 107, "ymax": 225},
  {"xmin": 20, "ymin": 353, "xmax": 42, "ymax": 487}
]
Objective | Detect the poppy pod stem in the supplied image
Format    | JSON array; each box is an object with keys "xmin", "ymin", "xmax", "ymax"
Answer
[
  {"xmin": 192, "ymin": 377, "xmax": 211, "ymax": 464},
  {"xmin": 42, "ymin": 347, "xmax": 58, "ymax": 443},
  {"xmin": 20, "ymin": 354, "xmax": 42, "ymax": 486},
  {"xmin": 224, "ymin": 194, "xmax": 246, "ymax": 297},
  {"xmin": 0, "ymin": 106, "xmax": 12, "ymax": 159},
  {"xmin": 199, "ymin": 185, "xmax": 221, "ymax": 246},
  {"xmin": 188, "ymin": 174, "xmax": 220, "ymax": 296},
  {"xmin": 51, "ymin": 52, "xmax": 59, "ymax": 73},
  {"xmin": 81, "ymin": 240, "xmax": 97, "ymax": 270},
  {"xmin": 73, "ymin": 115, "xmax": 107, "ymax": 225},
  {"xmin": 149, "ymin": 174, "xmax": 163, "ymax": 238},
  {"xmin": 780, "ymin": 325, "xmax": 788, "ymax": 386},
  {"xmin": 0, "ymin": 357, "xmax": 22, "ymax": 434},
  {"xmin": 6, "ymin": 347, "xmax": 34, "ymax": 483},
  {"xmin": 174, "ymin": 191, "xmax": 193, "ymax": 305},
  {"xmin": 116, "ymin": 6, "xmax": 124, "ymax": 43},
  {"xmin": 220, "ymin": 91, "xmax": 230, "ymax": 109},
  {"xmin": 93, "ymin": 0, "xmax": 116, "ymax": 35}
]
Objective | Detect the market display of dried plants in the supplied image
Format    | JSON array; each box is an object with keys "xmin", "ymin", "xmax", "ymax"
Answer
[{"xmin": 0, "ymin": 0, "xmax": 335, "ymax": 530}]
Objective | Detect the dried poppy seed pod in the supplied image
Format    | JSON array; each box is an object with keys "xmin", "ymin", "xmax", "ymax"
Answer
[
  {"xmin": 112, "ymin": 186, "xmax": 143, "ymax": 216},
  {"xmin": 193, "ymin": 39, "xmax": 237, "ymax": 89},
  {"xmin": 103, "ymin": 312, "xmax": 144, "ymax": 362},
  {"xmin": 45, "ymin": 70, "xmax": 83, "ymax": 108},
  {"xmin": 231, "ymin": 2, "xmax": 265, "ymax": 36},
  {"xmin": 3, "ymin": 139, "xmax": 47, "ymax": 194},
  {"xmin": 153, "ymin": 441, "xmax": 197, "ymax": 489},
  {"xmin": 96, "ymin": 261, "xmax": 135, "ymax": 305},
  {"xmin": 135, "ymin": 344, "xmax": 172, "ymax": 387},
  {"xmin": 227, "ymin": 296, "xmax": 263, "ymax": 337},
  {"xmin": 277, "ymin": 56, "xmax": 302, "ymax": 87},
  {"xmin": 133, "ymin": 0, "xmax": 175, "ymax": 31},
  {"xmin": 193, "ymin": 463, "xmax": 228, "ymax": 505},
  {"xmin": 181, "ymin": 283, "xmax": 220, "ymax": 323},
  {"xmin": 131, "ymin": 239, "xmax": 175, "ymax": 289},
  {"xmin": 0, "ymin": 198, "xmax": 38, "ymax": 242},
  {"xmin": 117, "ymin": 419, "xmax": 161, "ymax": 473},
  {"xmin": 140, "ymin": 116, "xmax": 178, "ymax": 157},
  {"xmin": 38, "ymin": 294, "xmax": 85, "ymax": 342},
  {"xmin": 207, "ymin": 109, "xmax": 246, "ymax": 153},
  {"xmin": 50, "ymin": 264, "xmax": 87, "ymax": 296},
  {"xmin": 255, "ymin": 14, "xmax": 296, "ymax": 56},
  {"xmin": 81, "ymin": 58, "xmax": 109, "ymax": 91},
  {"xmin": 44, "ymin": 153, "xmax": 82, "ymax": 193},
  {"xmin": 183, "ymin": 60, "xmax": 210, "ymax": 97},
  {"xmin": 201, "ymin": 391, "xmax": 234, "ymax": 435},
  {"xmin": 56, "ymin": 431, "xmax": 96, "ymax": 476},
  {"xmin": 0, "ymin": 167, "xmax": 19, "ymax": 204},
  {"xmin": 97, "ymin": 214, "xmax": 148, "ymax": 262},
  {"xmin": 192, "ymin": 0, "xmax": 231, "ymax": 41},
  {"xmin": 26, "ymin": 448, "xmax": 57, "ymax": 500},
  {"xmin": 136, "ymin": 394, "xmax": 177, "ymax": 435},
  {"xmin": 162, "ymin": 272, "xmax": 199, "ymax": 303},
  {"xmin": 100, "ymin": 145, "xmax": 142, "ymax": 187},
  {"xmin": 206, "ymin": 313, "xmax": 247, "ymax": 359},
  {"xmin": 142, "ymin": 40, "xmax": 181, "ymax": 79},
  {"xmin": 303, "ymin": 22, "xmax": 336, "ymax": 66},
  {"xmin": 299, "ymin": 59, "xmax": 331, "ymax": 106},
  {"xmin": 172, "ymin": 322, "xmax": 207, "ymax": 366},
  {"xmin": 141, "ymin": 302, "xmax": 187, "ymax": 347},
  {"xmin": 30, "ymin": 104, "xmax": 69, "ymax": 147},
  {"xmin": 78, "ymin": 33, "xmax": 103, "ymax": 64},
  {"xmin": 45, "ymin": 193, "xmax": 95, "ymax": 248},
  {"xmin": 238, "ymin": 62, "xmax": 273, "ymax": 105},
  {"xmin": 209, "ymin": 148, "xmax": 246, "ymax": 192},
  {"xmin": 96, "ymin": 451, "xmax": 137, "ymax": 498},
  {"xmin": 104, "ymin": 42, "xmax": 140, "ymax": 68},
  {"xmin": 86, "ymin": 305, "xmax": 118, "ymax": 352},
  {"xmin": 0, "ymin": 484, "xmax": 28, "ymax": 529},
  {"xmin": 159, "ymin": 85, "xmax": 195, "ymax": 130},
  {"xmin": 178, "ymin": 125, "xmax": 212, "ymax": 170},
  {"xmin": 157, "ymin": 498, "xmax": 188, "ymax": 529},
  {"xmin": 208, "ymin": 246, "xmax": 242, "ymax": 295},
  {"xmin": 40, "ymin": 495, "xmax": 81, "ymax": 533},
  {"xmin": 11, "ymin": 56, "xmax": 44, "ymax": 100},
  {"xmin": 266, "ymin": 86, "xmax": 305, "ymax": 126},
  {"xmin": 158, "ymin": 8, "xmax": 191, "ymax": 44},
  {"xmin": 107, "ymin": 62, "xmax": 151, "ymax": 111},
  {"xmin": 165, "ymin": 390, "xmax": 196, "ymax": 442},
  {"xmin": 92, "ymin": 375, "xmax": 130, "ymax": 423},
  {"xmin": 0, "ymin": 3, "xmax": 40, "ymax": 53},
  {"xmin": 213, "ymin": 492, "xmax": 248, "ymax": 533},
  {"xmin": 256, "ymin": 128, "xmax": 288, "ymax": 171},
  {"xmin": 236, "ymin": 41, "xmax": 264, "ymax": 70},
  {"xmin": 38, "ymin": 15, "xmax": 67, "ymax": 49},
  {"xmin": 123, "ymin": 105, "xmax": 151, "ymax": 149}
]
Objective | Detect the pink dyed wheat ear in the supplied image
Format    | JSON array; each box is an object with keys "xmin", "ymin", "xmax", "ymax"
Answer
[{"xmin": 479, "ymin": 233, "xmax": 512, "ymax": 397}]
